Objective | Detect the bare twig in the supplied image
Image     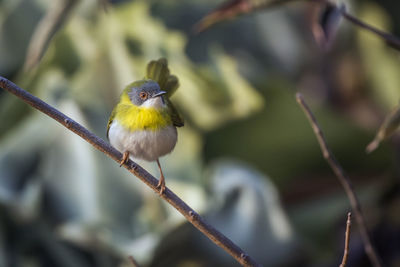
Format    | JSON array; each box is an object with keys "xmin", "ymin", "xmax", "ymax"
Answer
[
  {"xmin": 196, "ymin": 0, "xmax": 400, "ymax": 51},
  {"xmin": 313, "ymin": 0, "xmax": 400, "ymax": 51},
  {"xmin": 0, "ymin": 77, "xmax": 262, "ymax": 267},
  {"xmin": 97, "ymin": 0, "xmax": 110, "ymax": 12},
  {"xmin": 339, "ymin": 212, "xmax": 352, "ymax": 267},
  {"xmin": 295, "ymin": 93, "xmax": 382, "ymax": 267},
  {"xmin": 194, "ymin": 0, "xmax": 300, "ymax": 33},
  {"xmin": 128, "ymin": 255, "xmax": 141, "ymax": 267},
  {"xmin": 23, "ymin": 0, "xmax": 79, "ymax": 72},
  {"xmin": 366, "ymin": 100, "xmax": 400, "ymax": 154},
  {"xmin": 342, "ymin": 11, "xmax": 400, "ymax": 50}
]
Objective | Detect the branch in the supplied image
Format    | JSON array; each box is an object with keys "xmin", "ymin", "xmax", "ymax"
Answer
[
  {"xmin": 339, "ymin": 212, "xmax": 351, "ymax": 267},
  {"xmin": 295, "ymin": 93, "xmax": 383, "ymax": 267},
  {"xmin": 128, "ymin": 255, "xmax": 141, "ymax": 267},
  {"xmin": 342, "ymin": 11, "xmax": 400, "ymax": 50},
  {"xmin": 196, "ymin": 0, "xmax": 400, "ymax": 51},
  {"xmin": 0, "ymin": 76, "xmax": 262, "ymax": 267},
  {"xmin": 23, "ymin": 0, "xmax": 79, "ymax": 71},
  {"xmin": 97, "ymin": 0, "xmax": 110, "ymax": 12},
  {"xmin": 313, "ymin": 0, "xmax": 400, "ymax": 51}
]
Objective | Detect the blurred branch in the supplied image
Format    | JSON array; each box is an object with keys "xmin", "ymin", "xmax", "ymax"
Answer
[
  {"xmin": 128, "ymin": 255, "xmax": 141, "ymax": 267},
  {"xmin": 0, "ymin": 76, "xmax": 262, "ymax": 267},
  {"xmin": 194, "ymin": 0, "xmax": 300, "ymax": 33},
  {"xmin": 342, "ymin": 12, "xmax": 400, "ymax": 50},
  {"xmin": 196, "ymin": 0, "xmax": 400, "ymax": 51},
  {"xmin": 339, "ymin": 212, "xmax": 352, "ymax": 267},
  {"xmin": 366, "ymin": 101, "xmax": 400, "ymax": 153},
  {"xmin": 315, "ymin": 0, "xmax": 400, "ymax": 51},
  {"xmin": 98, "ymin": 0, "xmax": 110, "ymax": 12},
  {"xmin": 23, "ymin": 0, "xmax": 79, "ymax": 72},
  {"xmin": 295, "ymin": 93, "xmax": 383, "ymax": 267},
  {"xmin": 309, "ymin": 2, "xmax": 345, "ymax": 50}
]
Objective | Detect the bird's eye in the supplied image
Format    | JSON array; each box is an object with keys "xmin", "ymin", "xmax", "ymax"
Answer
[{"xmin": 139, "ymin": 92, "xmax": 148, "ymax": 100}]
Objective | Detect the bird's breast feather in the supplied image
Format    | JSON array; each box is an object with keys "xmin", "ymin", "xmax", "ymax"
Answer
[{"xmin": 115, "ymin": 104, "xmax": 172, "ymax": 132}]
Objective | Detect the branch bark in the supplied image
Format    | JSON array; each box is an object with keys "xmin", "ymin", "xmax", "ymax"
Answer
[
  {"xmin": 339, "ymin": 212, "xmax": 351, "ymax": 267},
  {"xmin": 23, "ymin": 0, "xmax": 79, "ymax": 71},
  {"xmin": 197, "ymin": 0, "xmax": 400, "ymax": 51},
  {"xmin": 128, "ymin": 255, "xmax": 141, "ymax": 267},
  {"xmin": 0, "ymin": 76, "xmax": 262, "ymax": 267},
  {"xmin": 296, "ymin": 93, "xmax": 383, "ymax": 267},
  {"xmin": 316, "ymin": 0, "xmax": 400, "ymax": 51}
]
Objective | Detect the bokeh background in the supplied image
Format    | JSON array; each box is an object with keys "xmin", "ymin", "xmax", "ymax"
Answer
[{"xmin": 1, "ymin": 0, "xmax": 400, "ymax": 266}]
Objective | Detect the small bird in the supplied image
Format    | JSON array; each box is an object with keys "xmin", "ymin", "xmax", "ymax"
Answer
[{"xmin": 107, "ymin": 58, "xmax": 184, "ymax": 194}]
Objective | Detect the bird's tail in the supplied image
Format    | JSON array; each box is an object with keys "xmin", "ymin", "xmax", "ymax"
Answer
[{"xmin": 146, "ymin": 58, "xmax": 179, "ymax": 97}]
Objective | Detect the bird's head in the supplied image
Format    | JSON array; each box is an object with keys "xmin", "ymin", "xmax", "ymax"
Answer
[{"xmin": 124, "ymin": 79, "xmax": 166, "ymax": 109}]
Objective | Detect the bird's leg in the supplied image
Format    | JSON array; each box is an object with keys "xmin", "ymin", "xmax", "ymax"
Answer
[
  {"xmin": 156, "ymin": 159, "xmax": 166, "ymax": 194},
  {"xmin": 120, "ymin": 151, "xmax": 129, "ymax": 167}
]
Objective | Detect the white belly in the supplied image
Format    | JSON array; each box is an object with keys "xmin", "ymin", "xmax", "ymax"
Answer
[{"xmin": 108, "ymin": 120, "xmax": 177, "ymax": 162}]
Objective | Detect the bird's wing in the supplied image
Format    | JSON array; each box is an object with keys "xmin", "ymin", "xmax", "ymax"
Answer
[
  {"xmin": 164, "ymin": 75, "xmax": 179, "ymax": 98},
  {"xmin": 167, "ymin": 99, "xmax": 184, "ymax": 127},
  {"xmin": 106, "ymin": 107, "xmax": 117, "ymax": 139}
]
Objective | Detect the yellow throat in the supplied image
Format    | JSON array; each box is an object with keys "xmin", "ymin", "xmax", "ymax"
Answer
[{"xmin": 114, "ymin": 92, "xmax": 172, "ymax": 132}]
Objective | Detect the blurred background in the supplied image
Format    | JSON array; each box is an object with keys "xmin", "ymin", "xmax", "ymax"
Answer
[{"xmin": 0, "ymin": 0, "xmax": 399, "ymax": 266}]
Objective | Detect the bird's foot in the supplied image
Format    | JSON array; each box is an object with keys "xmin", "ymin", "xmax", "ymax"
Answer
[
  {"xmin": 120, "ymin": 151, "xmax": 129, "ymax": 167},
  {"xmin": 156, "ymin": 175, "xmax": 166, "ymax": 195},
  {"xmin": 155, "ymin": 159, "xmax": 166, "ymax": 195}
]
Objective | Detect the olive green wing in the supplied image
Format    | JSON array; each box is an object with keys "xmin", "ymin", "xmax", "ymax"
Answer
[
  {"xmin": 106, "ymin": 107, "xmax": 117, "ymax": 139},
  {"xmin": 167, "ymin": 99, "xmax": 184, "ymax": 127},
  {"xmin": 164, "ymin": 75, "xmax": 179, "ymax": 97}
]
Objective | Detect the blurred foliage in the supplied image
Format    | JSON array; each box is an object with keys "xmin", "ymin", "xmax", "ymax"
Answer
[{"xmin": 1, "ymin": 0, "xmax": 400, "ymax": 266}]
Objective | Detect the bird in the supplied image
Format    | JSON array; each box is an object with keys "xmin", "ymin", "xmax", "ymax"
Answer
[{"xmin": 107, "ymin": 58, "xmax": 184, "ymax": 194}]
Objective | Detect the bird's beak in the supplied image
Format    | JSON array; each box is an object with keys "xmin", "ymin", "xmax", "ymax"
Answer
[{"xmin": 152, "ymin": 91, "xmax": 166, "ymax": 98}]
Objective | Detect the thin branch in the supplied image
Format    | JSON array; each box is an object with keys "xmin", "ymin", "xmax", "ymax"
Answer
[
  {"xmin": 97, "ymin": 0, "xmax": 110, "ymax": 12},
  {"xmin": 128, "ymin": 255, "xmax": 141, "ymax": 267},
  {"xmin": 339, "ymin": 212, "xmax": 352, "ymax": 267},
  {"xmin": 196, "ymin": 0, "xmax": 400, "ymax": 51},
  {"xmin": 313, "ymin": 0, "xmax": 400, "ymax": 51},
  {"xmin": 23, "ymin": 0, "xmax": 79, "ymax": 72},
  {"xmin": 194, "ymin": 0, "xmax": 301, "ymax": 33},
  {"xmin": 0, "ymin": 77, "xmax": 262, "ymax": 267},
  {"xmin": 342, "ymin": 11, "xmax": 400, "ymax": 50},
  {"xmin": 295, "ymin": 93, "xmax": 383, "ymax": 267}
]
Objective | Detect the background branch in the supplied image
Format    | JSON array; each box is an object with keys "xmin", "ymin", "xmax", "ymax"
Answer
[
  {"xmin": 97, "ymin": 0, "xmax": 110, "ymax": 12},
  {"xmin": 128, "ymin": 255, "xmax": 141, "ymax": 267},
  {"xmin": 317, "ymin": 0, "xmax": 400, "ymax": 51},
  {"xmin": 23, "ymin": 0, "xmax": 79, "ymax": 72},
  {"xmin": 0, "ymin": 76, "xmax": 262, "ymax": 267},
  {"xmin": 196, "ymin": 0, "xmax": 400, "ymax": 51},
  {"xmin": 339, "ymin": 212, "xmax": 352, "ymax": 267},
  {"xmin": 295, "ymin": 93, "xmax": 383, "ymax": 267}
]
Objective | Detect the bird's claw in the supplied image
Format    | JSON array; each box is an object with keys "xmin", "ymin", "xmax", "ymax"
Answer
[
  {"xmin": 156, "ymin": 178, "xmax": 166, "ymax": 195},
  {"xmin": 120, "ymin": 151, "xmax": 129, "ymax": 167}
]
